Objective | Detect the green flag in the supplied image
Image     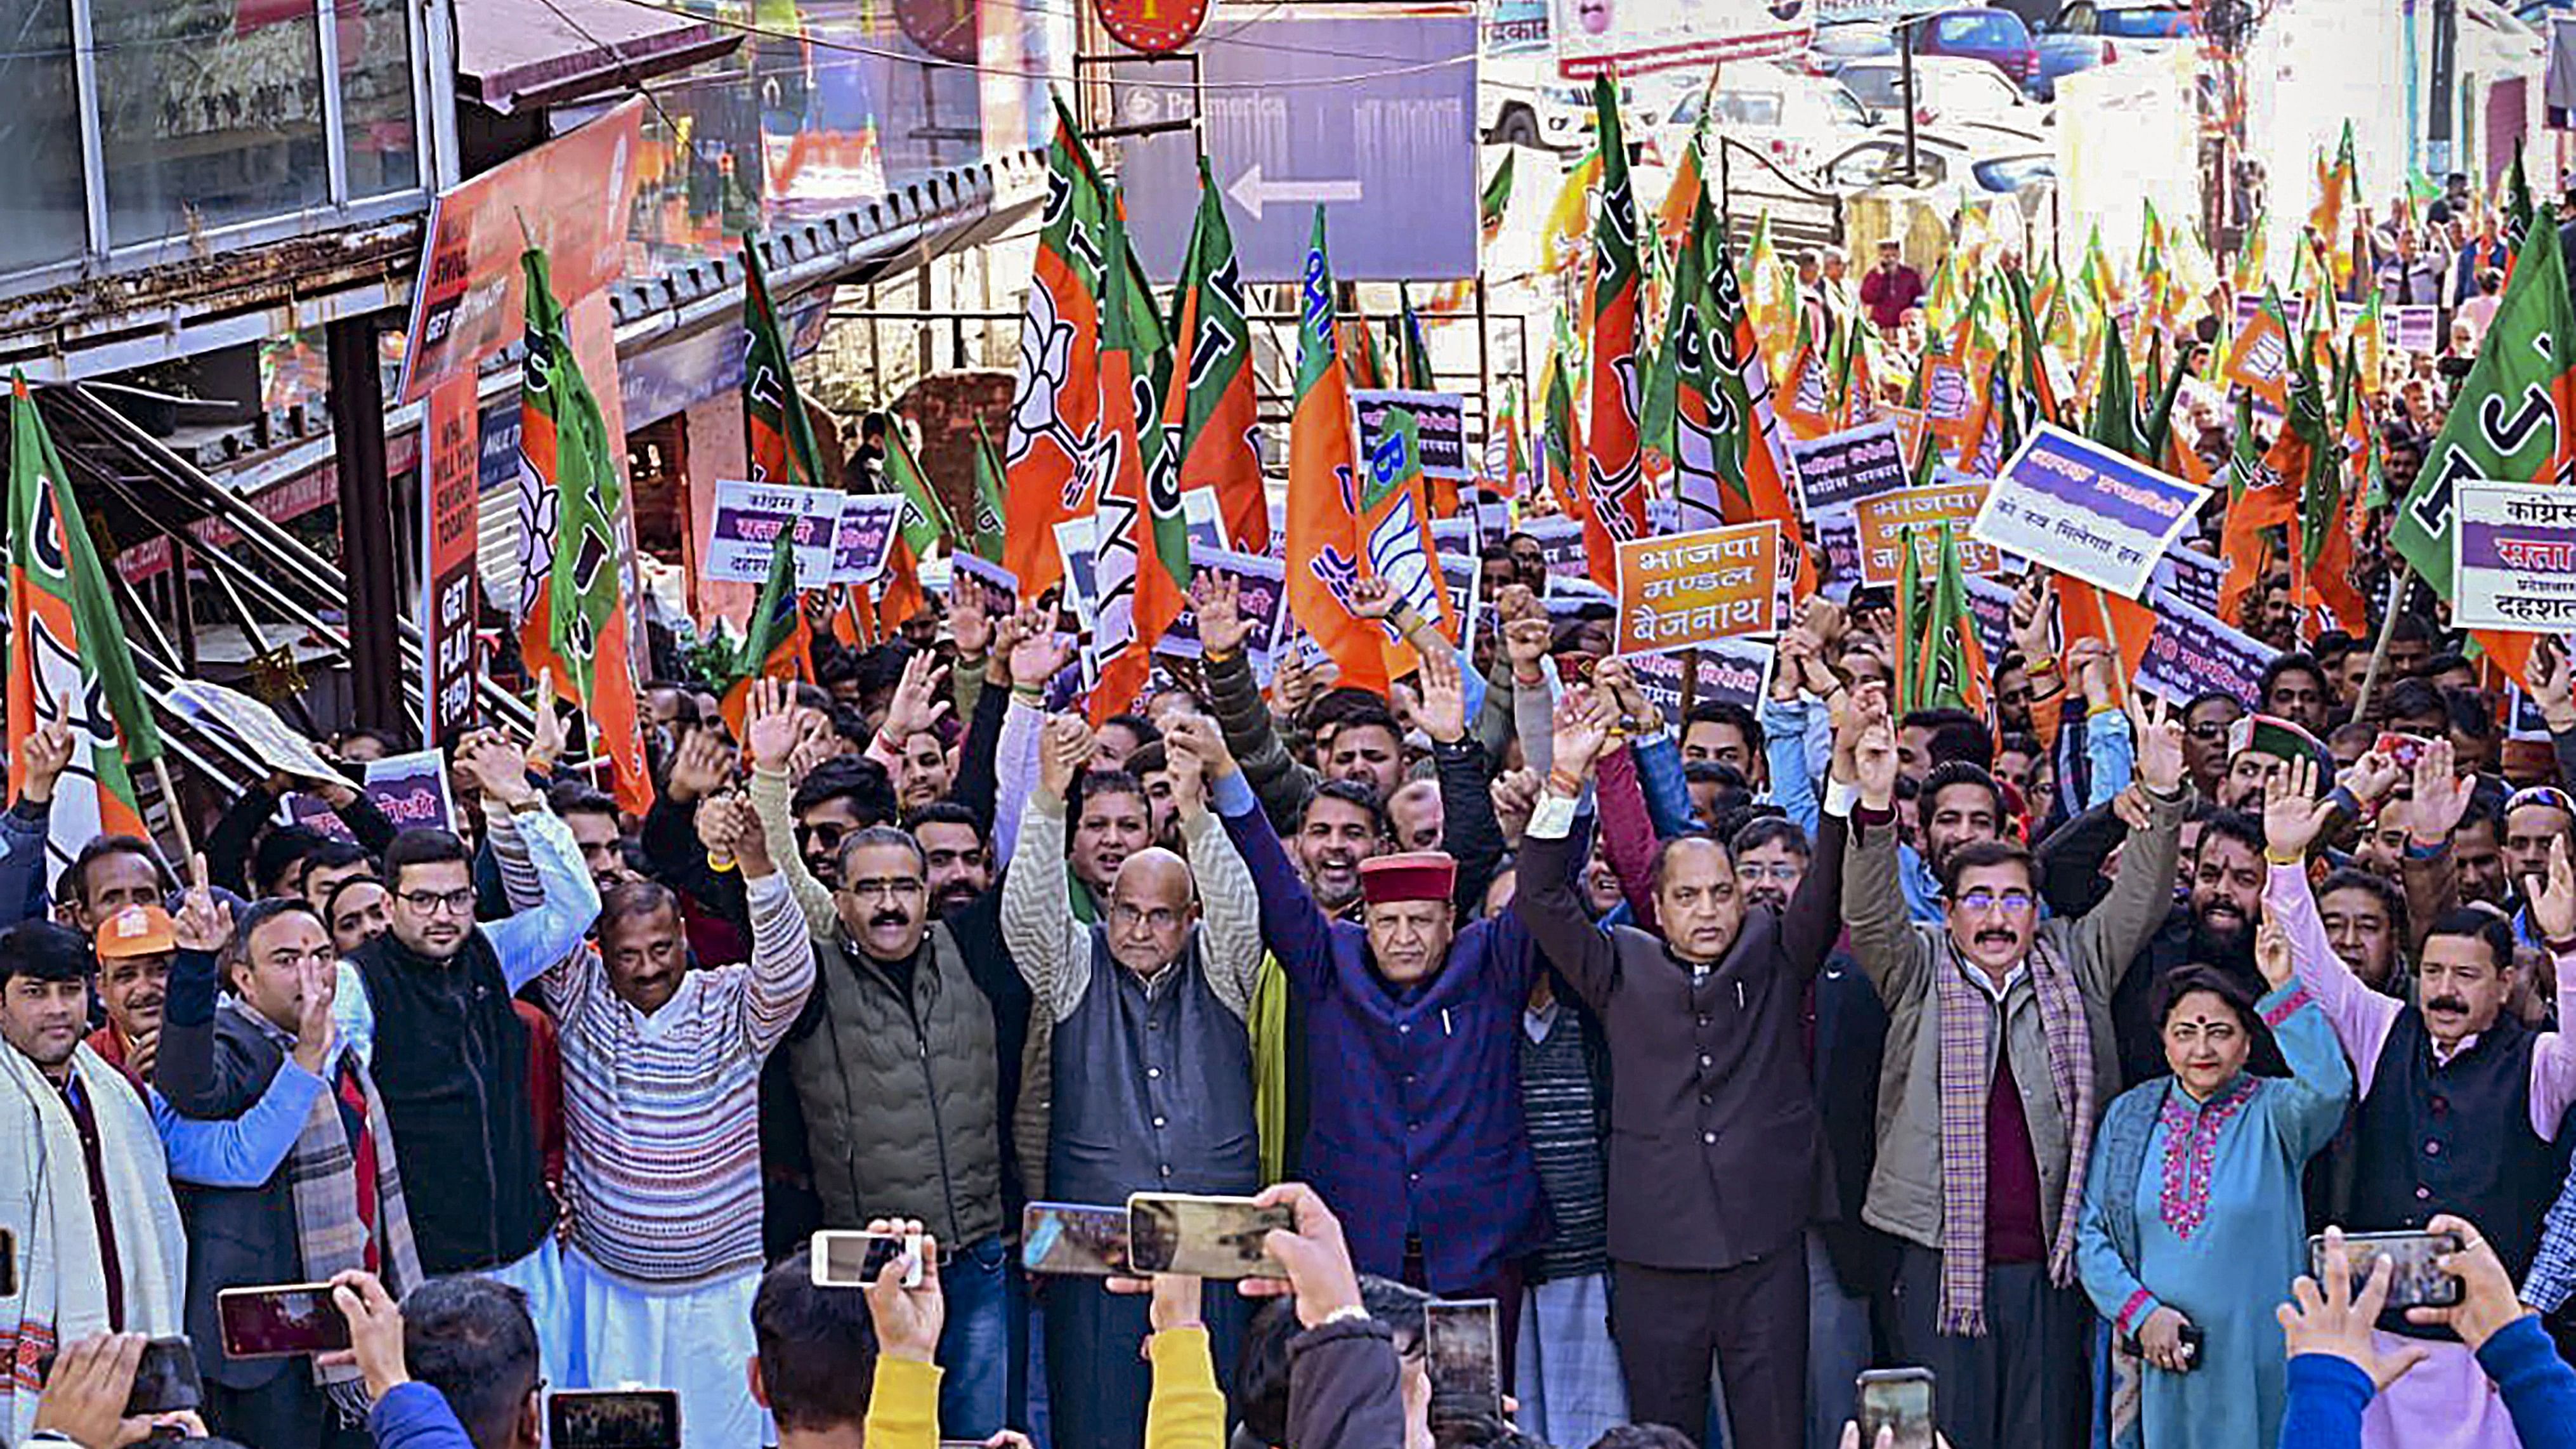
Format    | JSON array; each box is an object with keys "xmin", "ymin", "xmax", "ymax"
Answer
[
  {"xmin": 2087, "ymin": 322, "xmax": 2142, "ymax": 461},
  {"xmin": 1397, "ymin": 285, "xmax": 1435, "ymax": 391},
  {"xmin": 883, "ymin": 423, "xmax": 955, "ymax": 558},
  {"xmin": 1480, "ymin": 150, "xmax": 1515, "ymax": 233},
  {"xmin": 970, "ymin": 417, "xmax": 1008, "ymax": 564},
  {"xmin": 742, "ymin": 243, "xmax": 831, "ymax": 488}
]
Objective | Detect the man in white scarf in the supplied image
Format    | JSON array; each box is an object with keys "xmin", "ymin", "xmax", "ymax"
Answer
[{"xmin": 3, "ymin": 917, "xmax": 329, "ymax": 1444}]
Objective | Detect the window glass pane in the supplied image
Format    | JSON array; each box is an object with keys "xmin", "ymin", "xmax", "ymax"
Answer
[
  {"xmin": 336, "ymin": 0, "xmax": 417, "ymax": 195},
  {"xmin": 0, "ymin": 1, "xmax": 89, "ymax": 275},
  {"xmin": 93, "ymin": 0, "xmax": 328, "ymax": 248}
]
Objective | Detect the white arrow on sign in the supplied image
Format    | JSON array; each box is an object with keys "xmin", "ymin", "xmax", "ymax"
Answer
[{"xmin": 1226, "ymin": 162, "xmax": 1364, "ymax": 221}]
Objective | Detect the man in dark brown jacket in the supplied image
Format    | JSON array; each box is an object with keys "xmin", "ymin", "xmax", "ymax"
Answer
[{"xmin": 1515, "ymin": 683, "xmax": 1870, "ymax": 1449}]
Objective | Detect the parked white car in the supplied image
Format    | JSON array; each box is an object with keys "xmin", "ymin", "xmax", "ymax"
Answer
[
  {"xmin": 1836, "ymin": 55, "xmax": 2049, "ymax": 128},
  {"xmin": 1653, "ymin": 60, "xmax": 1884, "ymax": 174}
]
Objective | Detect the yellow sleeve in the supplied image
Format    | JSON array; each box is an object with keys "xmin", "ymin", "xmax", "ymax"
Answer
[
  {"xmin": 860, "ymin": 1356, "xmax": 943, "ymax": 1449},
  {"xmin": 1144, "ymin": 1326, "xmax": 1227, "ymax": 1449},
  {"xmin": 1251, "ymin": 955, "xmax": 1289, "ymax": 1183}
]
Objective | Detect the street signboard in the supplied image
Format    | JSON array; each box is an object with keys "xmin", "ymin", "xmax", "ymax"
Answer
[
  {"xmin": 1552, "ymin": 0, "xmax": 1810, "ymax": 79},
  {"xmin": 1115, "ymin": 10, "xmax": 1479, "ymax": 282}
]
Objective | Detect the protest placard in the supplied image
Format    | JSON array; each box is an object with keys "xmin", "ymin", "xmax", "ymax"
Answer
[
  {"xmin": 1157, "ymin": 549, "xmax": 1289, "ymax": 667},
  {"xmin": 2393, "ymin": 304, "xmax": 2441, "ymax": 357},
  {"xmin": 1791, "ymin": 422, "xmax": 1908, "ymax": 516},
  {"xmin": 1053, "ymin": 516, "xmax": 1100, "ymax": 627},
  {"xmin": 2155, "ymin": 543, "xmax": 2224, "ymax": 617},
  {"xmin": 362, "ymin": 750, "xmax": 459, "ymax": 833},
  {"xmin": 832, "ymin": 495, "xmax": 904, "ymax": 586},
  {"xmin": 1181, "ymin": 487, "xmax": 1231, "ymax": 555},
  {"xmin": 1353, "ymin": 390, "xmax": 1471, "ymax": 480},
  {"xmin": 706, "ymin": 480, "xmax": 846, "ymax": 586},
  {"xmin": 2133, "ymin": 588, "xmax": 2270, "ymax": 706},
  {"xmin": 1812, "ymin": 511, "xmax": 1862, "ymax": 594},
  {"xmin": 2452, "ymin": 481, "xmax": 2576, "ymax": 633},
  {"xmin": 1612, "ymin": 523, "xmax": 1781, "ymax": 656},
  {"xmin": 1430, "ymin": 515, "xmax": 1480, "ymax": 563},
  {"xmin": 950, "ymin": 553, "xmax": 1019, "ymax": 618},
  {"xmin": 1961, "ymin": 575, "xmax": 2019, "ymax": 671},
  {"xmin": 1628, "ymin": 638, "xmax": 1775, "ymax": 718},
  {"xmin": 169, "ymin": 681, "xmax": 344, "ymax": 782},
  {"xmin": 1972, "ymin": 424, "xmax": 2209, "ymax": 597},
  {"xmin": 1519, "ymin": 514, "xmax": 1589, "ymax": 577},
  {"xmin": 1852, "ymin": 476, "xmax": 2001, "ymax": 587}
]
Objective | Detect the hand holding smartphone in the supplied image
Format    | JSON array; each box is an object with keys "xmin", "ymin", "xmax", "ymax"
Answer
[
  {"xmin": 217, "ymin": 1283, "xmax": 352, "ymax": 1360},
  {"xmin": 811, "ymin": 1230, "xmax": 934, "ymax": 1290},
  {"xmin": 548, "ymin": 1389, "xmax": 681, "ymax": 1449},
  {"xmin": 2309, "ymin": 1230, "xmax": 2464, "ymax": 1311},
  {"xmin": 1125, "ymin": 1193, "xmax": 1293, "ymax": 1280},
  {"xmin": 1857, "ymin": 1368, "xmax": 1936, "ymax": 1449}
]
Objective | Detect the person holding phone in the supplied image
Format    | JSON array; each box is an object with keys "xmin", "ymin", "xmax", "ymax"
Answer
[
  {"xmin": 2262, "ymin": 750, "xmax": 2576, "ymax": 1449},
  {"xmin": 1000, "ymin": 711, "xmax": 1262, "ymax": 1449},
  {"xmin": 2072, "ymin": 916, "xmax": 2351, "ymax": 1448}
]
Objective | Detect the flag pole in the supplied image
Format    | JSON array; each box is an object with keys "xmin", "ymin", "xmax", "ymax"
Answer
[
  {"xmin": 148, "ymin": 756, "xmax": 199, "ymax": 865},
  {"xmin": 2352, "ymin": 562, "xmax": 2414, "ymax": 721}
]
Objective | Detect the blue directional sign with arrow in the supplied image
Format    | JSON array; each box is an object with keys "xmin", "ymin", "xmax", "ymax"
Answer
[{"xmin": 1115, "ymin": 8, "xmax": 1480, "ymax": 284}]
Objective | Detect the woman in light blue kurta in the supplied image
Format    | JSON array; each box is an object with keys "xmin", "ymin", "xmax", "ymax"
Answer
[{"xmin": 2075, "ymin": 924, "xmax": 2352, "ymax": 1449}]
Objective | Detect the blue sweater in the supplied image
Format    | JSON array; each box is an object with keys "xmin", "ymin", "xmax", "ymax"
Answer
[
  {"xmin": 2278, "ymin": 1317, "xmax": 2576, "ymax": 1449},
  {"xmin": 370, "ymin": 1382, "xmax": 476, "ymax": 1449}
]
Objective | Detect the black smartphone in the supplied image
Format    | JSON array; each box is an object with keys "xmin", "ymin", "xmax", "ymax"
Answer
[
  {"xmin": 547, "ymin": 1389, "xmax": 681, "ymax": 1449},
  {"xmin": 1021, "ymin": 1202, "xmax": 1130, "ymax": 1276},
  {"xmin": 217, "ymin": 1283, "xmax": 352, "ymax": 1359},
  {"xmin": 2308, "ymin": 1230, "xmax": 2465, "ymax": 1311},
  {"xmin": 126, "ymin": 1338, "xmax": 203, "ymax": 1417},
  {"xmin": 1857, "ymin": 1367, "xmax": 1936, "ymax": 1449},
  {"xmin": 2174, "ymin": 1322, "xmax": 2206, "ymax": 1374},
  {"xmin": 809, "ymin": 1230, "xmax": 933, "ymax": 1289},
  {"xmin": 0, "ymin": 1225, "xmax": 14, "ymax": 1298},
  {"xmin": 1424, "ymin": 1299, "xmax": 1503, "ymax": 1429},
  {"xmin": 1125, "ymin": 1193, "xmax": 1293, "ymax": 1279}
]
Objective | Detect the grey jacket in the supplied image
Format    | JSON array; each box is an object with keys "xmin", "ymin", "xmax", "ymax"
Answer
[{"xmin": 1841, "ymin": 784, "xmax": 2187, "ymax": 1254}]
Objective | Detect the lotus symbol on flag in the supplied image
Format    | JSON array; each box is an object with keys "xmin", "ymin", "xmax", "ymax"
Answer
[{"xmin": 1009, "ymin": 284, "xmax": 1076, "ymax": 466}]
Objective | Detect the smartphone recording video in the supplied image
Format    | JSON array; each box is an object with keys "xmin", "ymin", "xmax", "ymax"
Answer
[
  {"xmin": 1857, "ymin": 1367, "xmax": 1936, "ymax": 1449},
  {"xmin": 548, "ymin": 1389, "xmax": 681, "ymax": 1449},
  {"xmin": 809, "ymin": 1230, "xmax": 932, "ymax": 1290},
  {"xmin": 218, "ymin": 1283, "xmax": 352, "ymax": 1360},
  {"xmin": 1021, "ymin": 1202, "xmax": 1130, "ymax": 1277},
  {"xmin": 2310, "ymin": 1230, "xmax": 2464, "ymax": 1311},
  {"xmin": 1425, "ymin": 1299, "xmax": 1503, "ymax": 1429},
  {"xmin": 1124, "ymin": 1193, "xmax": 1293, "ymax": 1279},
  {"xmin": 126, "ymin": 1338, "xmax": 204, "ymax": 1417}
]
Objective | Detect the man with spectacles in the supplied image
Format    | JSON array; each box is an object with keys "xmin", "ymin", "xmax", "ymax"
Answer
[
  {"xmin": 1000, "ymin": 713, "xmax": 1261, "ymax": 1448},
  {"xmin": 331, "ymin": 730, "xmax": 601, "ymax": 1390},
  {"xmin": 2180, "ymin": 693, "xmax": 2246, "ymax": 801},
  {"xmin": 1842, "ymin": 693, "xmax": 2191, "ymax": 1449}
]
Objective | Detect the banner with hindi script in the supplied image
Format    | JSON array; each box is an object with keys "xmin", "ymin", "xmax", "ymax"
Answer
[
  {"xmin": 1854, "ymin": 476, "xmax": 2003, "ymax": 587},
  {"xmin": 1611, "ymin": 522, "xmax": 1781, "ymax": 657},
  {"xmin": 2454, "ymin": 481, "xmax": 2576, "ymax": 633},
  {"xmin": 1971, "ymin": 424, "xmax": 2210, "ymax": 598}
]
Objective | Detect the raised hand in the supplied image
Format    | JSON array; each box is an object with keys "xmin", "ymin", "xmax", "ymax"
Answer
[
  {"xmin": 1161, "ymin": 718, "xmax": 1209, "ymax": 808},
  {"xmin": 2532, "ymin": 836, "xmax": 2576, "ymax": 943},
  {"xmin": 664, "ymin": 728, "xmax": 736, "ymax": 804},
  {"xmin": 785, "ymin": 713, "xmax": 838, "ymax": 784},
  {"xmin": 1415, "ymin": 644, "xmax": 1468, "ymax": 745},
  {"xmin": 2128, "ymin": 693, "xmax": 2185, "ymax": 794},
  {"xmin": 745, "ymin": 677, "xmax": 802, "ymax": 773},
  {"xmin": 1037, "ymin": 714, "xmax": 1095, "ymax": 800},
  {"xmin": 950, "ymin": 588, "xmax": 995, "ymax": 661},
  {"xmin": 1346, "ymin": 577, "xmax": 1399, "ymax": 622},
  {"xmin": 2407, "ymin": 737, "xmax": 2473, "ymax": 847},
  {"xmin": 2337, "ymin": 749, "xmax": 2404, "ymax": 808},
  {"xmin": 172, "ymin": 854, "xmax": 233, "ymax": 955},
  {"xmin": 455, "ymin": 730, "xmax": 538, "ymax": 810},
  {"xmin": 2532, "ymin": 638, "xmax": 2576, "ymax": 731},
  {"xmin": 1549, "ymin": 686, "xmax": 1614, "ymax": 784},
  {"xmin": 289, "ymin": 954, "xmax": 338, "ymax": 1075},
  {"xmin": 695, "ymin": 794, "xmax": 749, "ymax": 865},
  {"xmin": 1162, "ymin": 714, "xmax": 1238, "ymax": 781},
  {"xmin": 1503, "ymin": 615, "xmax": 1553, "ymax": 677},
  {"xmin": 1010, "ymin": 620, "xmax": 1076, "ymax": 692},
  {"xmin": 2262, "ymin": 755, "xmax": 2333, "ymax": 860},
  {"xmin": 2010, "ymin": 570, "xmax": 2058, "ymax": 664},
  {"xmin": 1272, "ymin": 647, "xmax": 1317, "ymax": 716},
  {"xmin": 18, "ymin": 695, "xmax": 74, "ymax": 805},
  {"xmin": 526, "ymin": 668, "xmax": 566, "ymax": 773},
  {"xmin": 1855, "ymin": 714, "xmax": 1899, "ymax": 809},
  {"xmin": 881, "ymin": 650, "xmax": 952, "ymax": 745},
  {"xmin": 2254, "ymin": 917, "xmax": 2295, "ymax": 990},
  {"xmin": 988, "ymin": 608, "xmax": 1033, "ymax": 685},
  {"xmin": 1191, "ymin": 572, "xmax": 1257, "ymax": 657},
  {"xmin": 1832, "ymin": 679, "xmax": 1889, "ymax": 787},
  {"xmin": 1489, "ymin": 768, "xmax": 1540, "ymax": 844}
]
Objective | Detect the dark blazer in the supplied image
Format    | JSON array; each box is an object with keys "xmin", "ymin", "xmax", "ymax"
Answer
[
  {"xmin": 155, "ymin": 947, "xmax": 303, "ymax": 1391},
  {"xmin": 1515, "ymin": 810, "xmax": 1848, "ymax": 1271}
]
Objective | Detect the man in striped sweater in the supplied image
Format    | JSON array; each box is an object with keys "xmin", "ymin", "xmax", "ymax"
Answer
[{"xmin": 530, "ymin": 792, "xmax": 817, "ymax": 1448}]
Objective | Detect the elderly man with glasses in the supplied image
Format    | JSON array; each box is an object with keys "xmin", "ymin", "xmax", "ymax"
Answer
[
  {"xmin": 1841, "ymin": 693, "xmax": 2192, "ymax": 1449},
  {"xmin": 330, "ymin": 730, "xmax": 602, "ymax": 1389}
]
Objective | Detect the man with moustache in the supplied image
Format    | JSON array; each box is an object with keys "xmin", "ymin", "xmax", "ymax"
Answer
[
  {"xmin": 2265, "ymin": 755, "xmax": 2576, "ymax": 1449},
  {"xmin": 89, "ymin": 905, "xmax": 174, "ymax": 1087},
  {"xmin": 2106, "ymin": 811, "xmax": 2284, "ymax": 1087}
]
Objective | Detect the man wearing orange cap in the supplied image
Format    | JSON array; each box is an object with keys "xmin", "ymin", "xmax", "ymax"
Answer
[{"xmin": 89, "ymin": 902, "xmax": 176, "ymax": 1087}]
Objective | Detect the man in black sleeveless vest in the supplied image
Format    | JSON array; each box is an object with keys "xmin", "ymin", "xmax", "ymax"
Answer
[
  {"xmin": 2265, "ymin": 763, "xmax": 2576, "ymax": 1448},
  {"xmin": 1002, "ymin": 713, "xmax": 1264, "ymax": 1449},
  {"xmin": 341, "ymin": 733, "xmax": 601, "ymax": 1389}
]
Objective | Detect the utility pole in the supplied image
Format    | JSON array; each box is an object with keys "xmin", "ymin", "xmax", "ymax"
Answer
[
  {"xmin": 1900, "ymin": 17, "xmax": 1921, "ymax": 186},
  {"xmin": 2428, "ymin": 0, "xmax": 2459, "ymax": 179}
]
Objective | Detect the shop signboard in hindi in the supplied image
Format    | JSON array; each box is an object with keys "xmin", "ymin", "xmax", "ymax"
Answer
[
  {"xmin": 1790, "ymin": 422, "xmax": 1907, "ymax": 516},
  {"xmin": 2452, "ymin": 480, "xmax": 2576, "ymax": 633},
  {"xmin": 1611, "ymin": 522, "xmax": 1781, "ymax": 657},
  {"xmin": 706, "ymin": 480, "xmax": 846, "ymax": 586},
  {"xmin": 1852, "ymin": 476, "xmax": 2000, "ymax": 587},
  {"xmin": 832, "ymin": 495, "xmax": 905, "ymax": 587},
  {"xmin": 1971, "ymin": 424, "xmax": 2209, "ymax": 598},
  {"xmin": 1354, "ymin": 390, "xmax": 1472, "ymax": 483},
  {"xmin": 2134, "ymin": 588, "xmax": 2272, "ymax": 707}
]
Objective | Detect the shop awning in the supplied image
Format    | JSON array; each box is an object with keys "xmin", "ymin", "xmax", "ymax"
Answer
[{"xmin": 454, "ymin": 0, "xmax": 741, "ymax": 115}]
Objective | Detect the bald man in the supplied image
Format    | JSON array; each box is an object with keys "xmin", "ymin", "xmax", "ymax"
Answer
[
  {"xmin": 1000, "ymin": 714, "xmax": 1265, "ymax": 1448},
  {"xmin": 1387, "ymin": 778, "xmax": 1445, "ymax": 852}
]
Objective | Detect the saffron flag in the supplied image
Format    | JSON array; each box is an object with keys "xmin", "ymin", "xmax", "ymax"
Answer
[
  {"xmin": 1002, "ymin": 101, "xmax": 1113, "ymax": 601},
  {"xmin": 1089, "ymin": 192, "xmax": 1191, "ymax": 724},
  {"xmin": 1286, "ymin": 209, "xmax": 1390, "ymax": 695},
  {"xmin": 1359, "ymin": 407, "xmax": 1461, "ymax": 673},
  {"xmin": 742, "ymin": 244, "xmax": 832, "ymax": 488},
  {"xmin": 2218, "ymin": 392, "xmax": 2296, "ymax": 624},
  {"xmin": 1580, "ymin": 74, "xmax": 1649, "ymax": 587},
  {"xmin": 1167, "ymin": 155, "xmax": 1269, "ymax": 554},
  {"xmin": 2221, "ymin": 287, "xmax": 2294, "ymax": 410},
  {"xmin": 519, "ymin": 247, "xmax": 651, "ymax": 813},
  {"xmin": 7, "ymin": 374, "xmax": 157, "ymax": 882}
]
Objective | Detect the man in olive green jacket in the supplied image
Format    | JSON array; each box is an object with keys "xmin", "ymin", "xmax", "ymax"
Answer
[{"xmin": 1841, "ymin": 695, "xmax": 2190, "ymax": 1449}]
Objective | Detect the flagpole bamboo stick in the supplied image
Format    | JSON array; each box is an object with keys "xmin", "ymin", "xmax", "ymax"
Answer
[
  {"xmin": 148, "ymin": 754, "xmax": 199, "ymax": 867},
  {"xmin": 2352, "ymin": 563, "xmax": 2414, "ymax": 722}
]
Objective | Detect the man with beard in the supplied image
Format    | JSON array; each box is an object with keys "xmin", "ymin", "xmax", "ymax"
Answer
[
  {"xmin": 1843, "ymin": 693, "xmax": 2190, "ymax": 1449},
  {"xmin": 2264, "ymin": 756, "xmax": 2576, "ymax": 1449},
  {"xmin": 2259, "ymin": 654, "xmax": 2336, "ymax": 739},
  {"xmin": 2107, "ymin": 811, "xmax": 2284, "ymax": 1087},
  {"xmin": 1515, "ymin": 686, "xmax": 1862, "ymax": 1449},
  {"xmin": 2317, "ymin": 868, "xmax": 2409, "ymax": 996},
  {"xmin": 1002, "ymin": 714, "xmax": 1261, "ymax": 1449},
  {"xmin": 1293, "ymin": 783, "xmax": 1390, "ymax": 919},
  {"xmin": 1893, "ymin": 762, "xmax": 2005, "ymax": 924},
  {"xmin": 910, "ymin": 802, "xmax": 995, "ymax": 917},
  {"xmin": 2501, "ymin": 785, "xmax": 2576, "ymax": 939}
]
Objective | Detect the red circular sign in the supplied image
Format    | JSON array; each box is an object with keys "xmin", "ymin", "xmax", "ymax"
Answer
[
  {"xmin": 894, "ymin": 0, "xmax": 979, "ymax": 64},
  {"xmin": 1096, "ymin": 0, "xmax": 1209, "ymax": 55}
]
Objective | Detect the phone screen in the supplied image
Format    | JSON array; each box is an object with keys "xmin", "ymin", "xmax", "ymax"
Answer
[
  {"xmin": 218, "ymin": 1283, "xmax": 352, "ymax": 1359},
  {"xmin": 1125, "ymin": 1194, "xmax": 1293, "ymax": 1278},
  {"xmin": 0, "ymin": 1225, "xmax": 15, "ymax": 1299},
  {"xmin": 2308, "ymin": 1231, "xmax": 2464, "ymax": 1310},
  {"xmin": 125, "ymin": 1339, "xmax": 204, "ymax": 1417},
  {"xmin": 1425, "ymin": 1299, "xmax": 1503, "ymax": 1427},
  {"xmin": 810, "ymin": 1231, "xmax": 931, "ymax": 1289},
  {"xmin": 1021, "ymin": 1203, "xmax": 1130, "ymax": 1276},
  {"xmin": 1857, "ymin": 1369, "xmax": 1936, "ymax": 1449},
  {"xmin": 548, "ymin": 1389, "xmax": 681, "ymax": 1449}
]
